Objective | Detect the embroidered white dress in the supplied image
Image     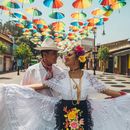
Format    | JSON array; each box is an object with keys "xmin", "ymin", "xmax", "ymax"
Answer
[
  {"xmin": 0, "ymin": 70, "xmax": 130, "ymax": 130},
  {"xmin": 21, "ymin": 62, "xmax": 63, "ymax": 97}
]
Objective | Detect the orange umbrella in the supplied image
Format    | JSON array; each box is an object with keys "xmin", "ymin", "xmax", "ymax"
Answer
[
  {"xmin": 91, "ymin": 8, "xmax": 106, "ymax": 16},
  {"xmin": 71, "ymin": 11, "xmax": 87, "ymax": 20},
  {"xmin": 100, "ymin": 0, "xmax": 117, "ymax": 6},
  {"xmin": 72, "ymin": 0, "xmax": 92, "ymax": 9},
  {"xmin": 33, "ymin": 19, "xmax": 46, "ymax": 25},
  {"xmin": 111, "ymin": 1, "xmax": 126, "ymax": 10},
  {"xmin": 16, "ymin": 23, "xmax": 24, "ymax": 28},
  {"xmin": 87, "ymin": 18, "xmax": 100, "ymax": 26}
]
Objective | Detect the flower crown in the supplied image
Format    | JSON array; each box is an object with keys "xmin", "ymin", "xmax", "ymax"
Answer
[{"xmin": 74, "ymin": 45, "xmax": 86, "ymax": 63}]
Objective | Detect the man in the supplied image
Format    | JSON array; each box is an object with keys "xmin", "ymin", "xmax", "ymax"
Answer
[{"xmin": 21, "ymin": 38, "xmax": 63, "ymax": 96}]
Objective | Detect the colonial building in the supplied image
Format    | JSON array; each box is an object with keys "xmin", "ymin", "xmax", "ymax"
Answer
[
  {"xmin": 101, "ymin": 39, "xmax": 130, "ymax": 76},
  {"xmin": 0, "ymin": 33, "xmax": 13, "ymax": 72}
]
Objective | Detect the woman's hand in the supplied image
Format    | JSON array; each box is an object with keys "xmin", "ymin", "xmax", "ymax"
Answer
[
  {"xmin": 101, "ymin": 89, "xmax": 127, "ymax": 98},
  {"xmin": 25, "ymin": 84, "xmax": 48, "ymax": 91}
]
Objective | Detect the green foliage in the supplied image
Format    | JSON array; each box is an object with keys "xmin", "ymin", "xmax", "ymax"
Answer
[
  {"xmin": 0, "ymin": 41, "xmax": 7, "ymax": 54},
  {"xmin": 98, "ymin": 46, "xmax": 109, "ymax": 61},
  {"xmin": 14, "ymin": 43, "xmax": 33, "ymax": 59}
]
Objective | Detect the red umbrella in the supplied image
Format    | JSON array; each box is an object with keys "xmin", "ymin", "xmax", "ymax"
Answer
[
  {"xmin": 0, "ymin": 5, "xmax": 9, "ymax": 14},
  {"xmin": 100, "ymin": 0, "xmax": 117, "ymax": 6}
]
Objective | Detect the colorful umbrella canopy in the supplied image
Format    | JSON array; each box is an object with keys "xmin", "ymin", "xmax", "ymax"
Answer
[
  {"xmin": 103, "ymin": 6, "xmax": 113, "ymax": 16},
  {"xmin": 52, "ymin": 21, "xmax": 65, "ymax": 28},
  {"xmin": 111, "ymin": 1, "xmax": 126, "ymax": 10},
  {"xmin": 99, "ymin": 0, "xmax": 117, "ymax": 6},
  {"xmin": 18, "ymin": 0, "xmax": 35, "ymax": 8},
  {"xmin": 49, "ymin": 12, "xmax": 65, "ymax": 19},
  {"xmin": 96, "ymin": 17, "xmax": 109, "ymax": 25},
  {"xmin": 69, "ymin": 26, "xmax": 80, "ymax": 32},
  {"xmin": 83, "ymin": 25, "xmax": 94, "ymax": 30},
  {"xmin": 33, "ymin": 19, "xmax": 46, "ymax": 25},
  {"xmin": 43, "ymin": 0, "xmax": 63, "ymax": 9},
  {"xmin": 71, "ymin": 11, "xmax": 87, "ymax": 20},
  {"xmin": 0, "ymin": 5, "xmax": 9, "ymax": 11},
  {"xmin": 91, "ymin": 8, "xmax": 106, "ymax": 16},
  {"xmin": 4, "ymin": 1, "xmax": 20, "ymax": 9},
  {"xmin": 16, "ymin": 23, "xmax": 24, "ymax": 28},
  {"xmin": 13, "ymin": 12, "xmax": 27, "ymax": 20},
  {"xmin": 26, "ymin": 7, "xmax": 42, "ymax": 16},
  {"xmin": 72, "ymin": 0, "xmax": 92, "ymax": 9},
  {"xmin": 70, "ymin": 21, "xmax": 83, "ymax": 26},
  {"xmin": 87, "ymin": 18, "xmax": 100, "ymax": 26}
]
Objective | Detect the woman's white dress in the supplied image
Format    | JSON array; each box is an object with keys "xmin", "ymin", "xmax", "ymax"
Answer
[{"xmin": 0, "ymin": 70, "xmax": 130, "ymax": 130}]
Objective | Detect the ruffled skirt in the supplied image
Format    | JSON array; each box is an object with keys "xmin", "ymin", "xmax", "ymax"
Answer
[{"xmin": 0, "ymin": 84, "xmax": 130, "ymax": 130}]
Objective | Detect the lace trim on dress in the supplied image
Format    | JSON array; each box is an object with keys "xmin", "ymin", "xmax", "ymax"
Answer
[{"xmin": 86, "ymin": 72, "xmax": 107, "ymax": 92}]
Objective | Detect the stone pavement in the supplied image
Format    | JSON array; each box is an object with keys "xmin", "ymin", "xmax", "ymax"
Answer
[{"xmin": 0, "ymin": 71, "xmax": 25, "ymax": 84}]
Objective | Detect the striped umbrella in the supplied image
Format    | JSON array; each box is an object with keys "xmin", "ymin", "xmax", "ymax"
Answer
[
  {"xmin": 4, "ymin": 1, "xmax": 20, "ymax": 9},
  {"xmin": 13, "ymin": 12, "xmax": 27, "ymax": 20},
  {"xmin": 49, "ymin": 12, "xmax": 65, "ymax": 19},
  {"xmin": 71, "ymin": 11, "xmax": 87, "ymax": 20},
  {"xmin": 91, "ymin": 8, "xmax": 106, "ymax": 16},
  {"xmin": 72, "ymin": 0, "xmax": 92, "ymax": 9},
  {"xmin": 43, "ymin": 0, "xmax": 63, "ymax": 9},
  {"xmin": 18, "ymin": 0, "xmax": 35, "ymax": 8},
  {"xmin": 99, "ymin": 0, "xmax": 117, "ymax": 6}
]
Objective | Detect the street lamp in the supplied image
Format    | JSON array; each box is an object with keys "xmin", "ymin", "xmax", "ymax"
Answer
[{"xmin": 92, "ymin": 27, "xmax": 97, "ymax": 75}]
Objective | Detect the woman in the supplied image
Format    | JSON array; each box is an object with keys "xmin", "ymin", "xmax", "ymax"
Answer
[{"xmin": 0, "ymin": 45, "xmax": 130, "ymax": 130}]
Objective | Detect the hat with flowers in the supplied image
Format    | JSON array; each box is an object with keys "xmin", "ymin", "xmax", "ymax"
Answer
[{"xmin": 74, "ymin": 45, "xmax": 86, "ymax": 63}]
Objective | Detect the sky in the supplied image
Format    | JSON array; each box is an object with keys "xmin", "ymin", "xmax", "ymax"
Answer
[{"xmin": 0, "ymin": 0, "xmax": 130, "ymax": 45}]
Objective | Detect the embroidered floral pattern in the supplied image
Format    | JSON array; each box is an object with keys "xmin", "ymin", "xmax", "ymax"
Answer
[{"xmin": 63, "ymin": 107, "xmax": 85, "ymax": 130}]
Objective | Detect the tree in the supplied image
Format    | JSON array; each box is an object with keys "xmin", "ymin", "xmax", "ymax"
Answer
[
  {"xmin": 14, "ymin": 43, "xmax": 33, "ymax": 67},
  {"xmin": 97, "ymin": 46, "xmax": 109, "ymax": 73},
  {"xmin": 0, "ymin": 41, "xmax": 7, "ymax": 54},
  {"xmin": 2, "ymin": 21, "xmax": 22, "ymax": 37}
]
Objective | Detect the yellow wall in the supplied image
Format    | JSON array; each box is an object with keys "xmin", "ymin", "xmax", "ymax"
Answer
[{"xmin": 128, "ymin": 54, "xmax": 130, "ymax": 69}]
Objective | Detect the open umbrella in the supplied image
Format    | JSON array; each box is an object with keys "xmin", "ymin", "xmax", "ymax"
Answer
[
  {"xmin": 70, "ymin": 21, "xmax": 83, "ymax": 27},
  {"xmin": 52, "ymin": 21, "xmax": 65, "ymax": 28},
  {"xmin": 96, "ymin": 17, "xmax": 109, "ymax": 35},
  {"xmin": 16, "ymin": 23, "xmax": 25, "ymax": 28},
  {"xmin": 26, "ymin": 7, "xmax": 42, "ymax": 18},
  {"xmin": 4, "ymin": 1, "xmax": 20, "ymax": 9},
  {"xmin": 103, "ymin": 5, "xmax": 113, "ymax": 16},
  {"xmin": 0, "ymin": 5, "xmax": 9, "ymax": 15},
  {"xmin": 99, "ymin": 0, "xmax": 117, "ymax": 6},
  {"xmin": 18, "ymin": 0, "xmax": 35, "ymax": 8},
  {"xmin": 71, "ymin": 11, "xmax": 87, "ymax": 20},
  {"xmin": 13, "ymin": 12, "xmax": 27, "ymax": 20},
  {"xmin": 87, "ymin": 18, "xmax": 100, "ymax": 26},
  {"xmin": 91, "ymin": 8, "xmax": 106, "ymax": 16},
  {"xmin": 111, "ymin": 1, "xmax": 126, "ymax": 10},
  {"xmin": 49, "ymin": 12, "xmax": 65, "ymax": 19},
  {"xmin": 43, "ymin": 0, "xmax": 63, "ymax": 9},
  {"xmin": 72, "ymin": 0, "xmax": 92, "ymax": 9},
  {"xmin": 33, "ymin": 19, "xmax": 46, "ymax": 25}
]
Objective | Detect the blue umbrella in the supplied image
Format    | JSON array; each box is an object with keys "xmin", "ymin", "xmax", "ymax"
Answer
[{"xmin": 49, "ymin": 12, "xmax": 65, "ymax": 19}]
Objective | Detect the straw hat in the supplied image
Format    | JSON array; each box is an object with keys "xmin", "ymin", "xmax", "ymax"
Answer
[{"xmin": 35, "ymin": 38, "xmax": 60, "ymax": 51}]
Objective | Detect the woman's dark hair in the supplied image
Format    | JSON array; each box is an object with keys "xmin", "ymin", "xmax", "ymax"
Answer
[
  {"xmin": 79, "ymin": 62, "xmax": 86, "ymax": 69},
  {"xmin": 75, "ymin": 54, "xmax": 86, "ymax": 69}
]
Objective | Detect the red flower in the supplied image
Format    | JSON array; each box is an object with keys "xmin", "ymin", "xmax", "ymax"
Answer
[{"xmin": 74, "ymin": 45, "xmax": 84, "ymax": 52}]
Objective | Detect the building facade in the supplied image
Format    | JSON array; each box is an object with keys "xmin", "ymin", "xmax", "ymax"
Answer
[
  {"xmin": 101, "ymin": 39, "xmax": 130, "ymax": 76},
  {"xmin": 0, "ymin": 33, "xmax": 13, "ymax": 72}
]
